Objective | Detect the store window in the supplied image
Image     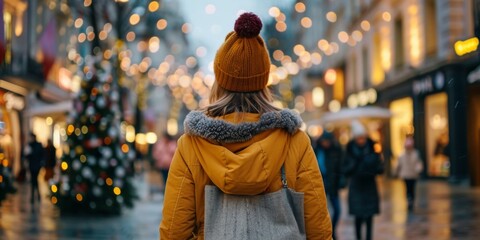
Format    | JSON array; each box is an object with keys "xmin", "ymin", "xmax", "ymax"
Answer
[
  {"xmin": 389, "ymin": 97, "xmax": 414, "ymax": 162},
  {"xmin": 394, "ymin": 17, "xmax": 405, "ymax": 69},
  {"xmin": 425, "ymin": 0, "xmax": 438, "ymax": 58},
  {"xmin": 372, "ymin": 31, "xmax": 384, "ymax": 85},
  {"xmin": 425, "ymin": 92, "xmax": 449, "ymax": 177}
]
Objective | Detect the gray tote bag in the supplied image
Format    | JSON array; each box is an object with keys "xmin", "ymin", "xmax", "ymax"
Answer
[{"xmin": 204, "ymin": 166, "xmax": 306, "ymax": 240}]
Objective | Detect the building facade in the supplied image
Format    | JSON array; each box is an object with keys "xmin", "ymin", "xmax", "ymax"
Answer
[{"xmin": 289, "ymin": 0, "xmax": 479, "ymax": 185}]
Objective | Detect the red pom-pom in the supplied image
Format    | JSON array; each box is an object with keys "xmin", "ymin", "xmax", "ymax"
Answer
[{"xmin": 234, "ymin": 12, "xmax": 262, "ymax": 38}]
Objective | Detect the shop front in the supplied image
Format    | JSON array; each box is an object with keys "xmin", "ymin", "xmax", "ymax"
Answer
[
  {"xmin": 0, "ymin": 86, "xmax": 26, "ymax": 178},
  {"xmin": 412, "ymin": 65, "xmax": 469, "ymax": 182},
  {"xmin": 467, "ymin": 64, "xmax": 480, "ymax": 186}
]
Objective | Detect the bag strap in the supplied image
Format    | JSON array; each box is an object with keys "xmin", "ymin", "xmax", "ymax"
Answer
[{"xmin": 281, "ymin": 165, "xmax": 288, "ymax": 188}]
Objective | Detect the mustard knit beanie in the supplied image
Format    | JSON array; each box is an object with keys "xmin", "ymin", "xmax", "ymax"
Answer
[{"xmin": 214, "ymin": 12, "xmax": 271, "ymax": 92}]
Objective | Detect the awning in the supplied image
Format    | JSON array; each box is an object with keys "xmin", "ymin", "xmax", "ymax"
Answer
[
  {"xmin": 308, "ymin": 106, "xmax": 393, "ymax": 126},
  {"xmin": 25, "ymin": 100, "xmax": 72, "ymax": 117}
]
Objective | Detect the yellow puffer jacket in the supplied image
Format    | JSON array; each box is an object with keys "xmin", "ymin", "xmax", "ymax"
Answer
[{"xmin": 159, "ymin": 110, "xmax": 332, "ymax": 239}]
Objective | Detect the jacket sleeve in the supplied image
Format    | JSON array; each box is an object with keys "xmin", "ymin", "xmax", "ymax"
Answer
[
  {"xmin": 295, "ymin": 133, "xmax": 333, "ymax": 240},
  {"xmin": 159, "ymin": 140, "xmax": 196, "ymax": 240}
]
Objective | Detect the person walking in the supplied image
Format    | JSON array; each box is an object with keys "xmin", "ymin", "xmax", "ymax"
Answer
[
  {"xmin": 396, "ymin": 136, "xmax": 423, "ymax": 211},
  {"xmin": 152, "ymin": 133, "xmax": 176, "ymax": 190},
  {"xmin": 44, "ymin": 139, "xmax": 57, "ymax": 182},
  {"xmin": 160, "ymin": 13, "xmax": 332, "ymax": 239},
  {"xmin": 313, "ymin": 131, "xmax": 344, "ymax": 240},
  {"xmin": 24, "ymin": 133, "xmax": 45, "ymax": 204},
  {"xmin": 344, "ymin": 121, "xmax": 384, "ymax": 240}
]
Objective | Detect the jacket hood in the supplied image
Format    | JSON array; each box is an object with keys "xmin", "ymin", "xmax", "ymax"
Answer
[{"xmin": 184, "ymin": 110, "xmax": 302, "ymax": 195}]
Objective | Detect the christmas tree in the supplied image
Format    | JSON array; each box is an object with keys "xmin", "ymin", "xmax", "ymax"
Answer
[{"xmin": 51, "ymin": 56, "xmax": 136, "ymax": 214}]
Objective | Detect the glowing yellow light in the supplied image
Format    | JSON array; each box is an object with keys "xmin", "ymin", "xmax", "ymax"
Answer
[
  {"xmin": 80, "ymin": 155, "xmax": 87, "ymax": 163},
  {"xmin": 454, "ymin": 37, "xmax": 479, "ymax": 56},
  {"xmin": 325, "ymin": 69, "xmax": 337, "ymax": 85},
  {"xmin": 293, "ymin": 44, "xmax": 305, "ymax": 56},
  {"xmin": 135, "ymin": 133, "xmax": 146, "ymax": 145},
  {"xmin": 326, "ymin": 12, "xmax": 337, "ymax": 22},
  {"xmin": 76, "ymin": 194, "xmax": 83, "ymax": 202},
  {"xmin": 275, "ymin": 22, "xmax": 287, "ymax": 32},
  {"xmin": 99, "ymin": 30, "xmax": 108, "ymax": 40},
  {"xmin": 126, "ymin": 31, "xmax": 135, "ymax": 42},
  {"xmin": 268, "ymin": 7, "xmax": 281, "ymax": 17},
  {"xmin": 61, "ymin": 162, "xmax": 68, "ymax": 171},
  {"xmin": 295, "ymin": 2, "xmax": 306, "ymax": 13},
  {"xmin": 78, "ymin": 33, "xmax": 86, "ymax": 43},
  {"xmin": 311, "ymin": 52, "xmax": 322, "ymax": 65},
  {"xmin": 328, "ymin": 100, "xmax": 341, "ymax": 113},
  {"xmin": 113, "ymin": 187, "xmax": 121, "ymax": 195},
  {"xmin": 125, "ymin": 125, "xmax": 136, "ymax": 143},
  {"xmin": 361, "ymin": 20, "xmax": 371, "ymax": 31},
  {"xmin": 312, "ymin": 87, "xmax": 325, "ymax": 107},
  {"xmin": 352, "ymin": 30, "xmax": 363, "ymax": 42},
  {"xmin": 51, "ymin": 185, "xmax": 58, "ymax": 193},
  {"xmin": 74, "ymin": 18, "xmax": 83, "ymax": 28},
  {"xmin": 2, "ymin": 159, "xmax": 8, "ymax": 167},
  {"xmin": 382, "ymin": 12, "xmax": 391, "ymax": 22},
  {"xmin": 374, "ymin": 143, "xmax": 382, "ymax": 153},
  {"xmin": 148, "ymin": 1, "xmax": 159, "ymax": 12},
  {"xmin": 51, "ymin": 196, "xmax": 58, "ymax": 204},
  {"xmin": 67, "ymin": 125, "xmax": 74, "ymax": 134},
  {"xmin": 81, "ymin": 126, "xmax": 88, "ymax": 134},
  {"xmin": 106, "ymin": 178, "xmax": 113, "ymax": 186},
  {"xmin": 146, "ymin": 132, "xmax": 158, "ymax": 144},
  {"xmin": 317, "ymin": 39, "xmax": 329, "ymax": 51},
  {"xmin": 0, "ymin": 175, "xmax": 3, "ymax": 183},
  {"xmin": 129, "ymin": 14, "xmax": 140, "ymax": 25},
  {"xmin": 45, "ymin": 116, "xmax": 53, "ymax": 125},
  {"xmin": 148, "ymin": 37, "xmax": 160, "ymax": 53},
  {"xmin": 348, "ymin": 94, "xmax": 359, "ymax": 108},
  {"xmin": 338, "ymin": 31, "xmax": 349, "ymax": 43},
  {"xmin": 301, "ymin": 17, "xmax": 312, "ymax": 28},
  {"xmin": 157, "ymin": 19, "xmax": 168, "ymax": 30},
  {"xmin": 121, "ymin": 144, "xmax": 129, "ymax": 153},
  {"xmin": 167, "ymin": 119, "xmax": 178, "ymax": 136},
  {"xmin": 273, "ymin": 50, "xmax": 284, "ymax": 61}
]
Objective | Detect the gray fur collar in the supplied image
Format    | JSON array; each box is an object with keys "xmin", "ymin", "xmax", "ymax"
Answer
[{"xmin": 184, "ymin": 110, "xmax": 303, "ymax": 143}]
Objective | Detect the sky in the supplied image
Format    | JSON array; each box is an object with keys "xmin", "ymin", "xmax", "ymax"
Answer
[{"xmin": 177, "ymin": 0, "xmax": 294, "ymax": 73}]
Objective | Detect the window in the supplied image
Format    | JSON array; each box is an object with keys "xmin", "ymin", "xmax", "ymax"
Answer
[
  {"xmin": 425, "ymin": 0, "xmax": 438, "ymax": 58},
  {"xmin": 362, "ymin": 47, "xmax": 369, "ymax": 89},
  {"xmin": 394, "ymin": 17, "xmax": 405, "ymax": 69},
  {"xmin": 372, "ymin": 31, "xmax": 384, "ymax": 85}
]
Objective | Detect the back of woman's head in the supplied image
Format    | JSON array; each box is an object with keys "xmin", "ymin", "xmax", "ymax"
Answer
[{"xmin": 205, "ymin": 12, "xmax": 279, "ymax": 117}]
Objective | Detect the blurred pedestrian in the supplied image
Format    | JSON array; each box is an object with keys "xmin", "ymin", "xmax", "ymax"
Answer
[
  {"xmin": 160, "ymin": 13, "xmax": 332, "ymax": 239},
  {"xmin": 396, "ymin": 136, "xmax": 423, "ymax": 211},
  {"xmin": 152, "ymin": 133, "xmax": 177, "ymax": 189},
  {"xmin": 44, "ymin": 139, "xmax": 57, "ymax": 182},
  {"xmin": 24, "ymin": 133, "xmax": 45, "ymax": 204},
  {"xmin": 344, "ymin": 121, "xmax": 384, "ymax": 240},
  {"xmin": 314, "ymin": 131, "xmax": 344, "ymax": 240}
]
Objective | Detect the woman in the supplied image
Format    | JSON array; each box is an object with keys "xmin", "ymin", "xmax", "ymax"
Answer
[
  {"xmin": 344, "ymin": 121, "xmax": 384, "ymax": 240},
  {"xmin": 160, "ymin": 13, "xmax": 332, "ymax": 239},
  {"xmin": 313, "ymin": 131, "xmax": 344, "ymax": 240},
  {"xmin": 396, "ymin": 136, "xmax": 423, "ymax": 210}
]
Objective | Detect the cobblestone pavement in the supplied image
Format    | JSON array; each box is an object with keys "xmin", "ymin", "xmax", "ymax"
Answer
[{"xmin": 1, "ymin": 173, "xmax": 480, "ymax": 240}]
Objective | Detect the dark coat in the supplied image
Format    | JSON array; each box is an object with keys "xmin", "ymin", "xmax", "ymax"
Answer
[
  {"xmin": 314, "ymin": 142, "xmax": 344, "ymax": 196},
  {"xmin": 26, "ymin": 141, "xmax": 45, "ymax": 172},
  {"xmin": 344, "ymin": 138, "xmax": 384, "ymax": 217}
]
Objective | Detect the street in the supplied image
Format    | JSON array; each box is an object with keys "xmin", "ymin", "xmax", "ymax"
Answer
[{"xmin": 1, "ymin": 174, "xmax": 480, "ymax": 240}]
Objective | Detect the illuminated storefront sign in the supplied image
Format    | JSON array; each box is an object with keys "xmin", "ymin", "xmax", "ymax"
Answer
[
  {"xmin": 413, "ymin": 71, "xmax": 445, "ymax": 95},
  {"xmin": 454, "ymin": 37, "xmax": 479, "ymax": 56}
]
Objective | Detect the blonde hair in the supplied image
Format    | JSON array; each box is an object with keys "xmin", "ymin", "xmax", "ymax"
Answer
[{"xmin": 205, "ymin": 82, "xmax": 280, "ymax": 117}]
